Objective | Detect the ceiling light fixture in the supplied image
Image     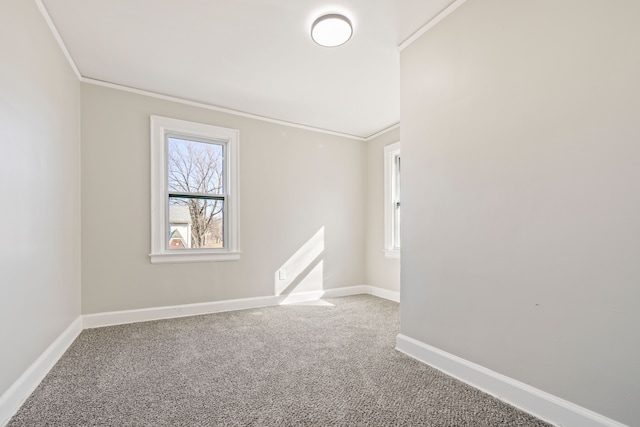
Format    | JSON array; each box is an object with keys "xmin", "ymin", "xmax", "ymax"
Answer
[{"xmin": 311, "ymin": 14, "xmax": 353, "ymax": 47}]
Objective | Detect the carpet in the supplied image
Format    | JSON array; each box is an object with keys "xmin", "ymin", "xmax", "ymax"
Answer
[{"xmin": 8, "ymin": 295, "xmax": 551, "ymax": 426}]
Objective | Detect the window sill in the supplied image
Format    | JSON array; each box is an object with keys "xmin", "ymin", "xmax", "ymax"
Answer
[
  {"xmin": 384, "ymin": 249, "xmax": 400, "ymax": 260},
  {"xmin": 150, "ymin": 251, "xmax": 241, "ymax": 264}
]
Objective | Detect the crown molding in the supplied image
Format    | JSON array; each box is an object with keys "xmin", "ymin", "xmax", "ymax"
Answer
[
  {"xmin": 365, "ymin": 123, "xmax": 400, "ymax": 141},
  {"xmin": 83, "ymin": 78, "xmax": 370, "ymax": 141},
  {"xmin": 398, "ymin": 0, "xmax": 468, "ymax": 52},
  {"xmin": 36, "ymin": 0, "xmax": 396, "ymax": 141},
  {"xmin": 35, "ymin": 0, "xmax": 81, "ymax": 80}
]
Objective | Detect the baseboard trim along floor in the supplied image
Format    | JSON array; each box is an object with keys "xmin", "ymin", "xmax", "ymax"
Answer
[
  {"xmin": 395, "ymin": 334, "xmax": 628, "ymax": 427},
  {"xmin": 0, "ymin": 285, "xmax": 397, "ymax": 426},
  {"xmin": 7, "ymin": 288, "xmax": 623, "ymax": 427},
  {"xmin": 82, "ymin": 285, "xmax": 399, "ymax": 329},
  {"xmin": 0, "ymin": 317, "xmax": 83, "ymax": 427}
]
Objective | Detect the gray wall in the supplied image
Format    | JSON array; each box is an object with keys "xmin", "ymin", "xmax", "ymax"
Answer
[
  {"xmin": 400, "ymin": 1, "xmax": 640, "ymax": 424},
  {"xmin": 0, "ymin": 0, "xmax": 81, "ymax": 397},
  {"xmin": 365, "ymin": 128, "xmax": 401, "ymax": 292},
  {"xmin": 81, "ymin": 84, "xmax": 367, "ymax": 314}
]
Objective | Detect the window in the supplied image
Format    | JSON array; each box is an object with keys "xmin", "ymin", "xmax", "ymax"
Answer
[
  {"xmin": 150, "ymin": 116, "xmax": 240, "ymax": 263},
  {"xmin": 384, "ymin": 142, "xmax": 400, "ymax": 259}
]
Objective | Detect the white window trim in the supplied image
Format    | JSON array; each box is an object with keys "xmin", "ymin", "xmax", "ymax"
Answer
[
  {"xmin": 150, "ymin": 116, "xmax": 240, "ymax": 263},
  {"xmin": 384, "ymin": 142, "xmax": 400, "ymax": 260}
]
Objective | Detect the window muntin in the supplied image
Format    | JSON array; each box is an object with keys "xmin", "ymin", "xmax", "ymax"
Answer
[{"xmin": 150, "ymin": 116, "xmax": 239, "ymax": 263}]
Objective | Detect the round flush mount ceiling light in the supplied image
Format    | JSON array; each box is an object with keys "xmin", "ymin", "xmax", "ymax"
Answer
[{"xmin": 311, "ymin": 14, "xmax": 353, "ymax": 47}]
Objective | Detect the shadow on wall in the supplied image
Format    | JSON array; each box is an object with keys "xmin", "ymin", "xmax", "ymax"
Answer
[{"xmin": 274, "ymin": 227, "xmax": 325, "ymax": 304}]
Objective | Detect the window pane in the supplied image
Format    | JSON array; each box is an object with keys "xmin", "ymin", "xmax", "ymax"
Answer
[
  {"xmin": 394, "ymin": 154, "xmax": 401, "ymax": 249},
  {"xmin": 394, "ymin": 202, "xmax": 401, "ymax": 249},
  {"xmin": 167, "ymin": 137, "xmax": 224, "ymax": 194},
  {"xmin": 168, "ymin": 197, "xmax": 224, "ymax": 249}
]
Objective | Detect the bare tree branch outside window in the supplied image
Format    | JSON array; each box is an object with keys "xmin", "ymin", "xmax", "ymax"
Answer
[{"xmin": 167, "ymin": 137, "xmax": 224, "ymax": 249}]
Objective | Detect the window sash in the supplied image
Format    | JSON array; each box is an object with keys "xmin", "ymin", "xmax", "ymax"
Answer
[
  {"xmin": 165, "ymin": 133, "xmax": 226, "ymax": 196},
  {"xmin": 392, "ymin": 153, "xmax": 401, "ymax": 250},
  {"xmin": 165, "ymin": 193, "xmax": 227, "ymax": 251},
  {"xmin": 384, "ymin": 142, "xmax": 401, "ymax": 259},
  {"xmin": 164, "ymin": 132, "xmax": 227, "ymax": 251}
]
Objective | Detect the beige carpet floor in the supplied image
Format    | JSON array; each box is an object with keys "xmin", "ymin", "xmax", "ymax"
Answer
[{"xmin": 9, "ymin": 295, "xmax": 551, "ymax": 426}]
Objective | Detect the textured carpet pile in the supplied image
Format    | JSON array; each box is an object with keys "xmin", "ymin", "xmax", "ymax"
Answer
[{"xmin": 9, "ymin": 295, "xmax": 551, "ymax": 426}]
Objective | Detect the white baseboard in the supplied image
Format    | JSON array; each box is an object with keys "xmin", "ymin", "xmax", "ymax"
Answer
[
  {"xmin": 0, "ymin": 316, "xmax": 83, "ymax": 427},
  {"xmin": 3, "ymin": 291, "xmax": 626, "ymax": 427},
  {"xmin": 83, "ymin": 285, "xmax": 397, "ymax": 329},
  {"xmin": 367, "ymin": 286, "xmax": 400, "ymax": 302},
  {"xmin": 83, "ymin": 295, "xmax": 279, "ymax": 329},
  {"xmin": 395, "ymin": 334, "xmax": 628, "ymax": 427},
  {"xmin": 319, "ymin": 285, "xmax": 399, "ymax": 302},
  {"xmin": 322, "ymin": 285, "xmax": 370, "ymax": 298},
  {"xmin": 1, "ymin": 286, "xmax": 398, "ymax": 425}
]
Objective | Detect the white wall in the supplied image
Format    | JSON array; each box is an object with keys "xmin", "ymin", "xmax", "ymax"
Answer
[
  {"xmin": 365, "ymin": 127, "xmax": 400, "ymax": 292},
  {"xmin": 81, "ymin": 83, "xmax": 367, "ymax": 314},
  {"xmin": 0, "ymin": 0, "xmax": 81, "ymax": 398},
  {"xmin": 400, "ymin": 1, "xmax": 640, "ymax": 425}
]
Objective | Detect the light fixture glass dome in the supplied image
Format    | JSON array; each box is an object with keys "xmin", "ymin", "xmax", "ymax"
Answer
[{"xmin": 311, "ymin": 14, "xmax": 353, "ymax": 47}]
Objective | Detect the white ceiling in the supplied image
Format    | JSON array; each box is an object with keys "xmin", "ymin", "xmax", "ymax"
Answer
[{"xmin": 41, "ymin": 0, "xmax": 455, "ymax": 139}]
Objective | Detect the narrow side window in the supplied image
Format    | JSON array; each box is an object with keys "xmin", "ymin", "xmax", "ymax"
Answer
[{"xmin": 384, "ymin": 142, "xmax": 400, "ymax": 259}]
